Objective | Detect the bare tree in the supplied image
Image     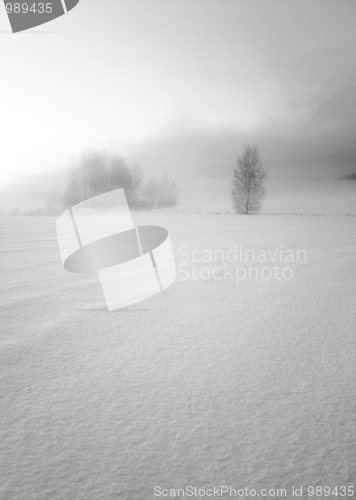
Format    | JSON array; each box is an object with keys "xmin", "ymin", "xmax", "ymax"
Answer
[
  {"xmin": 231, "ymin": 145, "xmax": 267, "ymax": 214},
  {"xmin": 143, "ymin": 176, "xmax": 160, "ymax": 208},
  {"xmin": 64, "ymin": 151, "xmax": 112, "ymax": 207},
  {"xmin": 83, "ymin": 150, "xmax": 109, "ymax": 198},
  {"xmin": 130, "ymin": 162, "xmax": 145, "ymax": 189},
  {"xmin": 109, "ymin": 155, "xmax": 132, "ymax": 192}
]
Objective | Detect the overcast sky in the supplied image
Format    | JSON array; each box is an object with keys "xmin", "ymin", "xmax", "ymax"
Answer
[{"xmin": 0, "ymin": 0, "xmax": 355, "ymax": 185}]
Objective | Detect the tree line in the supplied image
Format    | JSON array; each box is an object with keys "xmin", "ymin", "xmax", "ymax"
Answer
[
  {"xmin": 39, "ymin": 151, "xmax": 178, "ymax": 216},
  {"xmin": 7, "ymin": 145, "xmax": 269, "ymax": 216}
]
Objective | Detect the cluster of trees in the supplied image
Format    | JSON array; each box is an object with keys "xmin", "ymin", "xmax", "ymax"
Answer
[
  {"xmin": 49, "ymin": 151, "xmax": 178, "ymax": 215},
  {"xmin": 231, "ymin": 145, "xmax": 267, "ymax": 215},
  {"xmin": 6, "ymin": 152, "xmax": 178, "ymax": 216},
  {"xmin": 7, "ymin": 146, "xmax": 269, "ymax": 216}
]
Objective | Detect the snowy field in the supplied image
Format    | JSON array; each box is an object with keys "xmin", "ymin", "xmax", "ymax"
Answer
[{"xmin": 1, "ymin": 213, "xmax": 355, "ymax": 500}]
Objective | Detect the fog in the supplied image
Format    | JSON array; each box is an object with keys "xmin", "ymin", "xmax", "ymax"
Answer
[
  {"xmin": 1, "ymin": 169, "xmax": 355, "ymax": 216},
  {"xmin": 0, "ymin": 0, "xmax": 355, "ymax": 191},
  {"xmin": 1, "ymin": 3, "xmax": 356, "ymax": 498}
]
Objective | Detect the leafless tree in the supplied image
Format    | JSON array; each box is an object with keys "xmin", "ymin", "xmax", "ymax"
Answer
[{"xmin": 232, "ymin": 145, "xmax": 267, "ymax": 214}]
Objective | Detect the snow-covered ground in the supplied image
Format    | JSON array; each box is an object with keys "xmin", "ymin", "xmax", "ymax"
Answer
[{"xmin": 1, "ymin": 213, "xmax": 355, "ymax": 500}]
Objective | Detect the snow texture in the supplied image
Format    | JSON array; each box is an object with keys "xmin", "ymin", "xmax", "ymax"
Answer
[{"xmin": 1, "ymin": 213, "xmax": 355, "ymax": 500}]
